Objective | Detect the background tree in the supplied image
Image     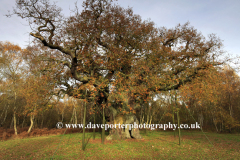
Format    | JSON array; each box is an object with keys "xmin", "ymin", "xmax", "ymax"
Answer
[
  {"xmin": 0, "ymin": 41, "xmax": 25, "ymax": 135},
  {"xmin": 179, "ymin": 66, "xmax": 240, "ymax": 132}
]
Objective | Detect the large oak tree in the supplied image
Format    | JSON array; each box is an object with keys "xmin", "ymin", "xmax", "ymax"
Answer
[{"xmin": 11, "ymin": 0, "xmax": 225, "ymax": 139}]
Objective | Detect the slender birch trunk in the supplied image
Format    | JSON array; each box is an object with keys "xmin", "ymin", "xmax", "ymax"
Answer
[
  {"xmin": 28, "ymin": 114, "xmax": 35, "ymax": 133},
  {"xmin": 13, "ymin": 92, "xmax": 17, "ymax": 135},
  {"xmin": 82, "ymin": 89, "xmax": 87, "ymax": 150},
  {"xmin": 13, "ymin": 112, "xmax": 17, "ymax": 135},
  {"xmin": 102, "ymin": 100, "xmax": 105, "ymax": 144}
]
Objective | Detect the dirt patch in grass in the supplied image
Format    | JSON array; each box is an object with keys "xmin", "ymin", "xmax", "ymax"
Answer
[
  {"xmin": 125, "ymin": 138, "xmax": 145, "ymax": 142},
  {"xmin": 89, "ymin": 139, "xmax": 114, "ymax": 144},
  {"xmin": 88, "ymin": 138, "xmax": 146, "ymax": 144},
  {"xmin": 0, "ymin": 127, "xmax": 98, "ymax": 141}
]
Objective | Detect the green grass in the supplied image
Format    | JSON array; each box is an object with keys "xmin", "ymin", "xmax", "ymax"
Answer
[{"xmin": 0, "ymin": 130, "xmax": 239, "ymax": 159}]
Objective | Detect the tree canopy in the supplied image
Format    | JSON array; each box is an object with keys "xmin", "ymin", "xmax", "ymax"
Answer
[{"xmin": 10, "ymin": 0, "xmax": 224, "ymax": 110}]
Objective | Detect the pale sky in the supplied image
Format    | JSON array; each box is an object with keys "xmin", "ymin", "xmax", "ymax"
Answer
[{"xmin": 1, "ymin": 0, "xmax": 240, "ymax": 67}]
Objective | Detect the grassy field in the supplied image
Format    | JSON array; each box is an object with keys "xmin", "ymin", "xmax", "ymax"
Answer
[{"xmin": 0, "ymin": 130, "xmax": 239, "ymax": 159}]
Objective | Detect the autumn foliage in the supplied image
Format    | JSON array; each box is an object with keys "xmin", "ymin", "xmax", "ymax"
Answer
[{"xmin": 0, "ymin": 0, "xmax": 239, "ymax": 139}]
